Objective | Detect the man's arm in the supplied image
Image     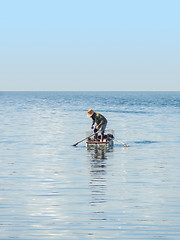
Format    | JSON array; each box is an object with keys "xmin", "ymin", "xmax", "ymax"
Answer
[{"xmin": 91, "ymin": 118, "xmax": 95, "ymax": 129}]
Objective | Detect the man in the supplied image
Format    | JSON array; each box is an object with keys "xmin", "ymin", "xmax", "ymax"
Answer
[{"xmin": 87, "ymin": 109, "xmax": 107, "ymax": 142}]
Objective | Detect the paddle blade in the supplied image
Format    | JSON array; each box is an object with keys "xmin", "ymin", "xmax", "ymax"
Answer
[{"xmin": 72, "ymin": 143, "xmax": 78, "ymax": 147}]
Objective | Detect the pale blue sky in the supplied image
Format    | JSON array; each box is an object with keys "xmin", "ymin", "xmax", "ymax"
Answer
[{"xmin": 0, "ymin": 0, "xmax": 179, "ymax": 91}]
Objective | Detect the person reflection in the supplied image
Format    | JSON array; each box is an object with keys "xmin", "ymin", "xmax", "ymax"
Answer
[
  {"xmin": 87, "ymin": 147, "xmax": 109, "ymax": 224},
  {"xmin": 88, "ymin": 146, "xmax": 107, "ymax": 160},
  {"xmin": 88, "ymin": 147, "xmax": 107, "ymax": 206}
]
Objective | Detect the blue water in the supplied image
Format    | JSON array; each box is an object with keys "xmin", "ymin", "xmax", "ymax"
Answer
[{"xmin": 0, "ymin": 91, "xmax": 180, "ymax": 240}]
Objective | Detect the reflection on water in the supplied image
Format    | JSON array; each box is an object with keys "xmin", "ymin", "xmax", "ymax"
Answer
[
  {"xmin": 88, "ymin": 148, "xmax": 107, "ymax": 160},
  {"xmin": 87, "ymin": 145, "xmax": 113, "ymax": 160},
  {"xmin": 88, "ymin": 147, "xmax": 108, "ymax": 227}
]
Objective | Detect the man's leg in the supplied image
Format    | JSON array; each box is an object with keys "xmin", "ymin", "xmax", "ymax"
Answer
[
  {"xmin": 94, "ymin": 128, "xmax": 98, "ymax": 140},
  {"xmin": 100, "ymin": 133, "xmax": 104, "ymax": 142},
  {"xmin": 100, "ymin": 122, "xmax": 107, "ymax": 142}
]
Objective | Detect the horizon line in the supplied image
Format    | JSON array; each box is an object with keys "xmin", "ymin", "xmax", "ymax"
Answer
[{"xmin": 0, "ymin": 90, "xmax": 180, "ymax": 92}]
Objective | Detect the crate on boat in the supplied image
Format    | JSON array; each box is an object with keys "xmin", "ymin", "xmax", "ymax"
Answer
[{"xmin": 86, "ymin": 129, "xmax": 114, "ymax": 149}]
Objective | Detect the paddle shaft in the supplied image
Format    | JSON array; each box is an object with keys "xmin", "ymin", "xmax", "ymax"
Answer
[
  {"xmin": 114, "ymin": 139, "xmax": 129, "ymax": 147},
  {"xmin": 73, "ymin": 131, "xmax": 99, "ymax": 146}
]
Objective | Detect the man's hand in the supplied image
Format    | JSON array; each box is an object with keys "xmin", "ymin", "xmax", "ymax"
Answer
[
  {"xmin": 91, "ymin": 125, "xmax": 94, "ymax": 129},
  {"xmin": 96, "ymin": 125, "xmax": 100, "ymax": 130}
]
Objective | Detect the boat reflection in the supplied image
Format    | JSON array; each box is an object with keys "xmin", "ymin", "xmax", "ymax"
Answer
[
  {"xmin": 87, "ymin": 145, "xmax": 113, "ymax": 160},
  {"xmin": 87, "ymin": 146, "xmax": 110, "ymax": 224}
]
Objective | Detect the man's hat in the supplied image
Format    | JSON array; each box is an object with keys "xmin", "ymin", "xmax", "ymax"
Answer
[{"xmin": 87, "ymin": 109, "xmax": 94, "ymax": 117}]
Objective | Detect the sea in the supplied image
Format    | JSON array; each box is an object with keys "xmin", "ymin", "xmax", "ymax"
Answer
[{"xmin": 0, "ymin": 91, "xmax": 180, "ymax": 240}]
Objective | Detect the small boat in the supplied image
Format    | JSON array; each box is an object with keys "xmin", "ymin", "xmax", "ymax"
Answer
[{"xmin": 86, "ymin": 130, "xmax": 114, "ymax": 150}]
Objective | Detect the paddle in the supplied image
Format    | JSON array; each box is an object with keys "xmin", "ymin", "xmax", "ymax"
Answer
[
  {"xmin": 73, "ymin": 131, "xmax": 99, "ymax": 147},
  {"xmin": 114, "ymin": 139, "xmax": 129, "ymax": 147}
]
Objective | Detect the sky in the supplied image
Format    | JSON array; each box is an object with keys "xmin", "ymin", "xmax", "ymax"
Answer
[{"xmin": 0, "ymin": 0, "xmax": 179, "ymax": 91}]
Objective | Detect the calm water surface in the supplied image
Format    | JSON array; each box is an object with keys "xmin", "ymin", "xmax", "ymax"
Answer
[{"xmin": 0, "ymin": 91, "xmax": 180, "ymax": 239}]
